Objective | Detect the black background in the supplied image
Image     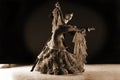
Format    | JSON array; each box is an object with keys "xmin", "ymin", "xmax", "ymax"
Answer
[{"xmin": 0, "ymin": 0, "xmax": 119, "ymax": 64}]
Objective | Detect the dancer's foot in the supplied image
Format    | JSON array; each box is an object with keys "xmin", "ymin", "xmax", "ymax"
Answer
[
  {"xmin": 54, "ymin": 69, "xmax": 59, "ymax": 75},
  {"xmin": 61, "ymin": 68, "xmax": 68, "ymax": 75},
  {"xmin": 80, "ymin": 68, "xmax": 85, "ymax": 72},
  {"xmin": 47, "ymin": 69, "xmax": 54, "ymax": 74}
]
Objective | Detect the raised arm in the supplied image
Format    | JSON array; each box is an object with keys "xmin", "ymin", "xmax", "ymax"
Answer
[{"xmin": 55, "ymin": 2, "xmax": 65, "ymax": 25}]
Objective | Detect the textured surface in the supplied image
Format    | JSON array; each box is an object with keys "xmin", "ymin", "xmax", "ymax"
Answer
[{"xmin": 0, "ymin": 64, "xmax": 120, "ymax": 80}]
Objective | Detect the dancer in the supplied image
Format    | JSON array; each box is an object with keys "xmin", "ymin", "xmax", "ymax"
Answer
[{"xmin": 31, "ymin": 2, "xmax": 95, "ymax": 75}]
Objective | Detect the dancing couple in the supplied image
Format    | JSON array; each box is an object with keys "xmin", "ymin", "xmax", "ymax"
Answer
[{"xmin": 31, "ymin": 2, "xmax": 95, "ymax": 75}]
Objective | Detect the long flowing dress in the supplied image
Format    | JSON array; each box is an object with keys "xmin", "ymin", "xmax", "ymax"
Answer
[
  {"xmin": 72, "ymin": 31, "xmax": 87, "ymax": 70},
  {"xmin": 33, "ymin": 3, "xmax": 87, "ymax": 75},
  {"xmin": 34, "ymin": 25, "xmax": 85, "ymax": 75}
]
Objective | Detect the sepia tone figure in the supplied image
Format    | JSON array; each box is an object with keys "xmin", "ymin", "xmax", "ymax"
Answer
[{"xmin": 31, "ymin": 2, "xmax": 95, "ymax": 75}]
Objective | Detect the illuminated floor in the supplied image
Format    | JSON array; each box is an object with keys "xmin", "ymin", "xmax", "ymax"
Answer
[{"xmin": 0, "ymin": 64, "xmax": 120, "ymax": 80}]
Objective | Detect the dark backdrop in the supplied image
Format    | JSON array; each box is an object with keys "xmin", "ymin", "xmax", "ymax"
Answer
[{"xmin": 0, "ymin": 0, "xmax": 119, "ymax": 64}]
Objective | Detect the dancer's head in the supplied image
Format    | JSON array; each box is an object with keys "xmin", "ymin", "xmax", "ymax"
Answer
[
  {"xmin": 55, "ymin": 2, "xmax": 60, "ymax": 8},
  {"xmin": 64, "ymin": 13, "xmax": 73, "ymax": 24}
]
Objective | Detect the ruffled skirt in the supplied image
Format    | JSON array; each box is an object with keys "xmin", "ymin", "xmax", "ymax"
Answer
[{"xmin": 34, "ymin": 46, "xmax": 86, "ymax": 75}]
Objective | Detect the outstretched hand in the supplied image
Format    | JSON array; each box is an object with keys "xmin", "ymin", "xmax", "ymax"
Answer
[{"xmin": 88, "ymin": 27, "xmax": 95, "ymax": 32}]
